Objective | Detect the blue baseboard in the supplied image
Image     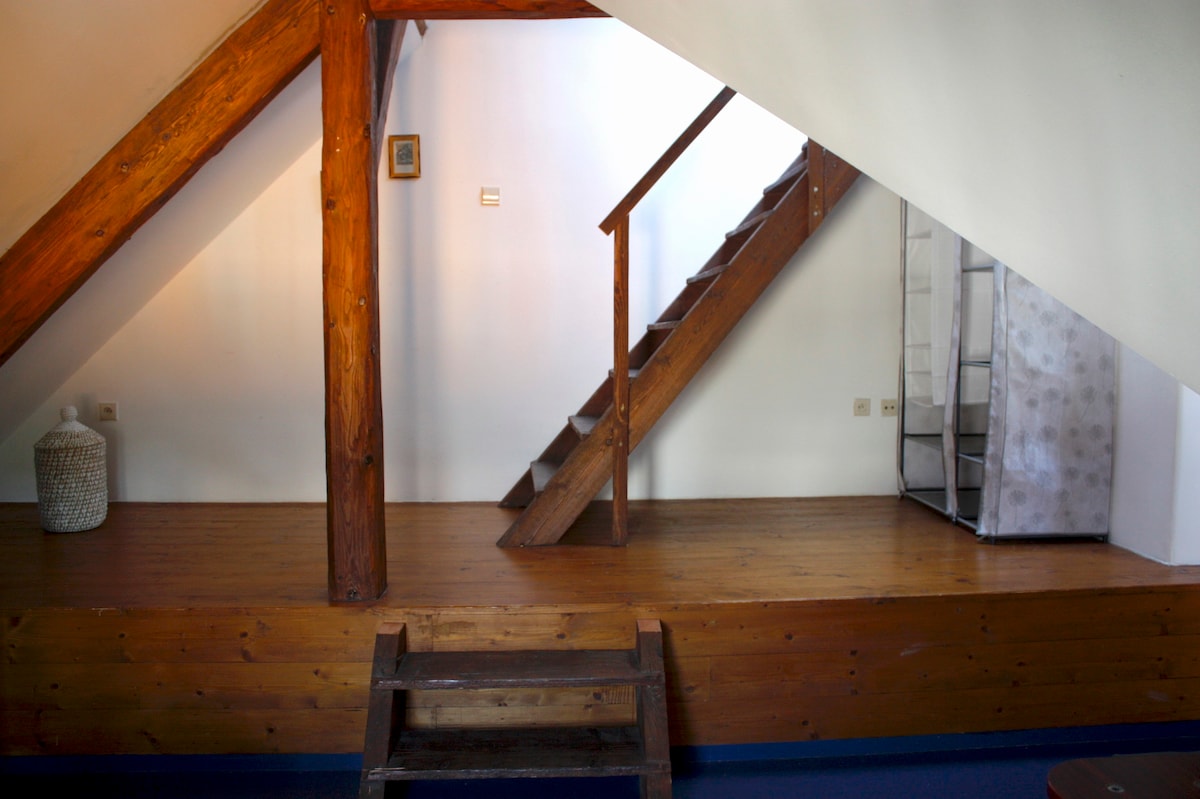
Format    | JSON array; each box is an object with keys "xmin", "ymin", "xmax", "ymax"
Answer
[{"xmin": 675, "ymin": 719, "xmax": 1200, "ymax": 765}]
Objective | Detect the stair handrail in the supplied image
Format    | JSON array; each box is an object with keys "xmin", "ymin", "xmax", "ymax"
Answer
[
  {"xmin": 600, "ymin": 86, "xmax": 736, "ymax": 236},
  {"xmin": 600, "ymin": 85, "xmax": 737, "ymax": 545}
]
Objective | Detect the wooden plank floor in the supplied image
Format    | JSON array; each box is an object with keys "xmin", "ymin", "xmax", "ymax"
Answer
[{"xmin": 3, "ymin": 497, "xmax": 1200, "ymax": 756}]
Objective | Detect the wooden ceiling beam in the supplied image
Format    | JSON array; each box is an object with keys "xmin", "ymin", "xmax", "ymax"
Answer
[
  {"xmin": 0, "ymin": 0, "xmax": 321, "ymax": 369},
  {"xmin": 368, "ymin": 0, "xmax": 607, "ymax": 19},
  {"xmin": 373, "ymin": 19, "xmax": 407, "ymax": 151}
]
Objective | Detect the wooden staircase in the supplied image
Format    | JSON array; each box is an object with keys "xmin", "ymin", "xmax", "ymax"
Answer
[
  {"xmin": 360, "ymin": 619, "xmax": 670, "ymax": 798},
  {"xmin": 497, "ymin": 116, "xmax": 860, "ymax": 547}
]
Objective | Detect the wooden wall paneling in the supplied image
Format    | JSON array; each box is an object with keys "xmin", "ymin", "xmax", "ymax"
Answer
[
  {"xmin": 4, "ymin": 502, "xmax": 1200, "ymax": 756},
  {"xmin": 1, "ymin": 662, "xmax": 369, "ymax": 712},
  {"xmin": 321, "ymin": 0, "xmax": 389, "ymax": 602},
  {"xmin": 854, "ymin": 635, "xmax": 1200, "ymax": 695},
  {"xmin": 408, "ymin": 607, "xmax": 641, "ymax": 651},
  {"xmin": 0, "ymin": 0, "xmax": 321, "ymax": 368},
  {"xmin": 8, "ymin": 708, "xmax": 368, "ymax": 755},
  {"xmin": 2, "ymin": 608, "xmax": 387, "ymax": 664},
  {"xmin": 404, "ymin": 687, "xmax": 636, "ymax": 729}
]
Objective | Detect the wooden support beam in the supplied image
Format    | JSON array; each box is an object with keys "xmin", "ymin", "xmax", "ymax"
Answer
[
  {"xmin": 373, "ymin": 18, "xmax": 407, "ymax": 153},
  {"xmin": 808, "ymin": 141, "xmax": 827, "ymax": 230},
  {"xmin": 321, "ymin": 0, "xmax": 388, "ymax": 602},
  {"xmin": 368, "ymin": 0, "xmax": 607, "ymax": 19},
  {"xmin": 0, "ymin": 0, "xmax": 321, "ymax": 369}
]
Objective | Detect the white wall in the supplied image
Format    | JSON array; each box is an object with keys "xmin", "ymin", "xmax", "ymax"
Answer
[
  {"xmin": 1111, "ymin": 347, "xmax": 1182, "ymax": 563},
  {"xmin": 1174, "ymin": 389, "xmax": 1200, "ymax": 564},
  {"xmin": 1110, "ymin": 345, "xmax": 1200, "ymax": 565},
  {"xmin": 591, "ymin": 0, "xmax": 1200, "ymax": 397},
  {"xmin": 0, "ymin": 20, "xmax": 901, "ymax": 502}
]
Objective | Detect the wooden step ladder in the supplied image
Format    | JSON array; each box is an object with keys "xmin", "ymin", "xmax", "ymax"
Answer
[{"xmin": 359, "ymin": 619, "xmax": 671, "ymax": 797}]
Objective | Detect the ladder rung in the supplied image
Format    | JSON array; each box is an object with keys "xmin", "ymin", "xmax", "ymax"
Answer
[{"xmin": 379, "ymin": 648, "xmax": 653, "ymax": 690}]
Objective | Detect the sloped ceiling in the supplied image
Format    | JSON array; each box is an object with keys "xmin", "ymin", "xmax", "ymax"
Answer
[
  {"xmin": 0, "ymin": 0, "xmax": 263, "ymax": 254},
  {"xmin": 592, "ymin": 0, "xmax": 1200, "ymax": 394}
]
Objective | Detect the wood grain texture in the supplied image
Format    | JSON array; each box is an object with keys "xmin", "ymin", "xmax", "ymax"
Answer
[
  {"xmin": 321, "ymin": 0, "xmax": 388, "ymax": 601},
  {"xmin": 2, "ymin": 499, "xmax": 1200, "ymax": 754},
  {"xmin": 0, "ymin": 0, "xmax": 321, "ymax": 368},
  {"xmin": 612, "ymin": 215, "xmax": 630, "ymax": 545},
  {"xmin": 368, "ymin": 0, "xmax": 607, "ymax": 19}
]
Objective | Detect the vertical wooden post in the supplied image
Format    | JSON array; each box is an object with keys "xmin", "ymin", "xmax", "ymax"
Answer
[
  {"xmin": 807, "ymin": 140, "xmax": 827, "ymax": 231},
  {"xmin": 360, "ymin": 622, "xmax": 405, "ymax": 797},
  {"xmin": 611, "ymin": 216, "xmax": 630, "ymax": 545},
  {"xmin": 321, "ymin": 0, "xmax": 387, "ymax": 601},
  {"xmin": 636, "ymin": 618, "xmax": 670, "ymax": 798}
]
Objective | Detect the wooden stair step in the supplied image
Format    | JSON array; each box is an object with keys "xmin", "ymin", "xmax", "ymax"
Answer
[
  {"xmin": 379, "ymin": 648, "xmax": 655, "ymax": 690},
  {"xmin": 569, "ymin": 414, "xmax": 599, "ymax": 437},
  {"xmin": 530, "ymin": 460, "xmax": 558, "ymax": 493},
  {"xmin": 725, "ymin": 208, "xmax": 774, "ymax": 239},
  {"xmin": 646, "ymin": 320, "xmax": 681, "ymax": 331},
  {"xmin": 763, "ymin": 157, "xmax": 807, "ymax": 197},
  {"xmin": 365, "ymin": 725, "xmax": 667, "ymax": 782},
  {"xmin": 686, "ymin": 263, "xmax": 729, "ymax": 284}
]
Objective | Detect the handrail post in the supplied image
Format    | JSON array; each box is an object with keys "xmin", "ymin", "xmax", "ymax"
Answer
[
  {"xmin": 612, "ymin": 215, "xmax": 630, "ymax": 545},
  {"xmin": 599, "ymin": 86, "xmax": 736, "ymax": 546}
]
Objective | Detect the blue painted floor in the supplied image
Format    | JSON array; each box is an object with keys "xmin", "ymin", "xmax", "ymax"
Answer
[
  {"xmin": 5, "ymin": 723, "xmax": 1199, "ymax": 798},
  {"xmin": 0, "ymin": 758, "xmax": 1057, "ymax": 798}
]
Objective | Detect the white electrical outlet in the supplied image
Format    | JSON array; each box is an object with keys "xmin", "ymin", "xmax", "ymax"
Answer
[
  {"xmin": 853, "ymin": 398, "xmax": 871, "ymax": 417},
  {"xmin": 881, "ymin": 399, "xmax": 898, "ymax": 417},
  {"xmin": 98, "ymin": 402, "xmax": 119, "ymax": 422}
]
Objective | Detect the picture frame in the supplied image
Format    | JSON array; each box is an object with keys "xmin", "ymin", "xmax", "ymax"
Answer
[{"xmin": 387, "ymin": 134, "xmax": 420, "ymax": 179}]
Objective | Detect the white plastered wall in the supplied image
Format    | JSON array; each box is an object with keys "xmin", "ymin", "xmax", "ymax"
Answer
[
  {"xmin": 592, "ymin": 0, "xmax": 1200, "ymax": 562},
  {"xmin": 591, "ymin": 0, "xmax": 1200, "ymax": 394},
  {"xmin": 0, "ymin": 20, "xmax": 901, "ymax": 502},
  {"xmin": 1112, "ymin": 346, "xmax": 1200, "ymax": 565}
]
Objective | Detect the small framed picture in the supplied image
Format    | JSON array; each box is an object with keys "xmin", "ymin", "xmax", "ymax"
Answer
[{"xmin": 387, "ymin": 134, "xmax": 420, "ymax": 179}]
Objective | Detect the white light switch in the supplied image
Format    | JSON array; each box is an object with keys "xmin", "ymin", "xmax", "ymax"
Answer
[{"xmin": 481, "ymin": 186, "xmax": 500, "ymax": 206}]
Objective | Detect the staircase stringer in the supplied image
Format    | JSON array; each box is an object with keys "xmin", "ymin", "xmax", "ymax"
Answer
[{"xmin": 500, "ymin": 155, "xmax": 860, "ymax": 547}]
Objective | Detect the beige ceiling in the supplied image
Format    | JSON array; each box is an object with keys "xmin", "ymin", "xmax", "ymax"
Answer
[{"xmin": 0, "ymin": 0, "xmax": 262, "ymax": 253}]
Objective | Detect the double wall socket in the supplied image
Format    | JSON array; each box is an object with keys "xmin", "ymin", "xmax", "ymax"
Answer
[{"xmin": 853, "ymin": 398, "xmax": 898, "ymax": 417}]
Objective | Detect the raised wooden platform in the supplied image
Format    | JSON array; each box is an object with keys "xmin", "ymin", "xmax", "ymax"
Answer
[{"xmin": 3, "ymin": 497, "xmax": 1200, "ymax": 756}]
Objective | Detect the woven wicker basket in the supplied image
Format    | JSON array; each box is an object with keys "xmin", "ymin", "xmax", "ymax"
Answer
[{"xmin": 34, "ymin": 406, "xmax": 108, "ymax": 533}]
